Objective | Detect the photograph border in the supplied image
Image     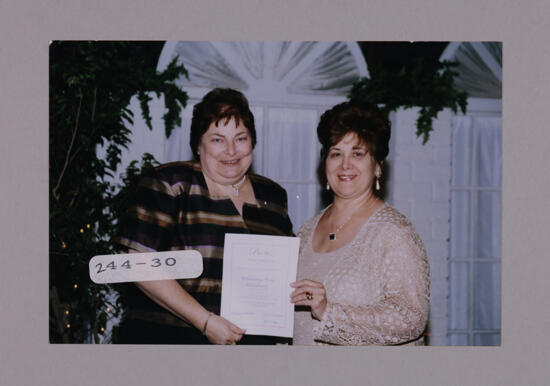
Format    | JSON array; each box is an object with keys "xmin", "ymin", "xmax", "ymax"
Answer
[{"xmin": 2, "ymin": 1, "xmax": 549, "ymax": 385}]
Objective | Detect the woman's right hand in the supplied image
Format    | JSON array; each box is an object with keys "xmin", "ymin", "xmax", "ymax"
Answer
[{"xmin": 204, "ymin": 314, "xmax": 246, "ymax": 345}]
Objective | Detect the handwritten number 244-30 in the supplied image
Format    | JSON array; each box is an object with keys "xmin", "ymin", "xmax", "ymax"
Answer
[{"xmin": 95, "ymin": 258, "xmax": 176, "ymax": 274}]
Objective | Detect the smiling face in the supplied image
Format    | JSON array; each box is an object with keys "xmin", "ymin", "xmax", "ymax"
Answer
[
  {"xmin": 325, "ymin": 132, "xmax": 378, "ymax": 200},
  {"xmin": 198, "ymin": 117, "xmax": 253, "ymax": 185}
]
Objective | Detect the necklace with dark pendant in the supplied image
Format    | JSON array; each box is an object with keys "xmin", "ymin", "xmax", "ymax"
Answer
[
  {"xmin": 328, "ymin": 213, "xmax": 354, "ymax": 241},
  {"xmin": 328, "ymin": 198, "xmax": 376, "ymax": 241}
]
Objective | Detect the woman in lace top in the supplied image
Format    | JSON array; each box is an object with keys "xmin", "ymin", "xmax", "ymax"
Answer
[{"xmin": 290, "ymin": 101, "xmax": 430, "ymax": 345}]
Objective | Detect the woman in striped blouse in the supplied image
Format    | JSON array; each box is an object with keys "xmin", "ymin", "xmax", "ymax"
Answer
[{"xmin": 116, "ymin": 88, "xmax": 293, "ymax": 344}]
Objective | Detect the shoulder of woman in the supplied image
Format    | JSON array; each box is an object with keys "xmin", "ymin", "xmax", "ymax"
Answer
[
  {"xmin": 371, "ymin": 204, "xmax": 426, "ymax": 255},
  {"xmin": 140, "ymin": 161, "xmax": 202, "ymax": 196},
  {"xmin": 150, "ymin": 161, "xmax": 201, "ymax": 184},
  {"xmin": 370, "ymin": 203, "xmax": 413, "ymax": 229},
  {"xmin": 367, "ymin": 204, "xmax": 421, "ymax": 242}
]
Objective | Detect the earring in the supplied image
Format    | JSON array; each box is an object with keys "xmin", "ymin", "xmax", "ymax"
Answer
[
  {"xmin": 375, "ymin": 178, "xmax": 381, "ymax": 191},
  {"xmin": 375, "ymin": 167, "xmax": 382, "ymax": 191},
  {"xmin": 326, "ymin": 182, "xmax": 330, "ymax": 191}
]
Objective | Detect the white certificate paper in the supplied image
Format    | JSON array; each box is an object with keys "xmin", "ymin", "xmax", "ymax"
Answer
[{"xmin": 220, "ymin": 233, "xmax": 299, "ymax": 338}]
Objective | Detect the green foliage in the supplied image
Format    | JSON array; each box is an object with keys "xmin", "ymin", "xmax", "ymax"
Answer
[
  {"xmin": 349, "ymin": 59, "xmax": 468, "ymax": 144},
  {"xmin": 49, "ymin": 41, "xmax": 188, "ymax": 343}
]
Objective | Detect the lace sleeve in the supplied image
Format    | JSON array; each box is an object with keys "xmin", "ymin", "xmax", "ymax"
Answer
[{"xmin": 312, "ymin": 226, "xmax": 430, "ymax": 345}]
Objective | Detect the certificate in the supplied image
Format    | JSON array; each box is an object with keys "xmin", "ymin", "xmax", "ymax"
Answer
[{"xmin": 220, "ymin": 233, "xmax": 299, "ymax": 338}]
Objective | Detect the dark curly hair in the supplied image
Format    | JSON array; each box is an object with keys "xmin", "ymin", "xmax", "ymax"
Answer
[
  {"xmin": 317, "ymin": 100, "xmax": 391, "ymax": 191},
  {"xmin": 189, "ymin": 88, "xmax": 256, "ymax": 159},
  {"xmin": 317, "ymin": 100, "xmax": 391, "ymax": 163}
]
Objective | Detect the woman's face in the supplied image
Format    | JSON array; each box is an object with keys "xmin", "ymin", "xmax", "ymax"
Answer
[
  {"xmin": 325, "ymin": 132, "xmax": 377, "ymax": 200},
  {"xmin": 198, "ymin": 117, "xmax": 253, "ymax": 185}
]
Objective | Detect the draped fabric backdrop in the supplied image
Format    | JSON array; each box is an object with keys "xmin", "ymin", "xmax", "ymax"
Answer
[{"xmin": 448, "ymin": 115, "xmax": 502, "ymax": 345}]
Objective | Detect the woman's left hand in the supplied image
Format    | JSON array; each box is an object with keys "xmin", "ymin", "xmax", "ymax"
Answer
[{"xmin": 290, "ymin": 279, "xmax": 327, "ymax": 320}]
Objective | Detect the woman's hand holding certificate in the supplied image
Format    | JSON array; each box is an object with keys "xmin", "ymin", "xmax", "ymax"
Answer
[{"xmin": 220, "ymin": 234, "xmax": 299, "ymax": 338}]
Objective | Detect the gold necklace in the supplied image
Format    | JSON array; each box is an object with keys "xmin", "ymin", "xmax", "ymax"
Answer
[
  {"xmin": 327, "ymin": 198, "xmax": 376, "ymax": 241},
  {"xmin": 328, "ymin": 213, "xmax": 353, "ymax": 241}
]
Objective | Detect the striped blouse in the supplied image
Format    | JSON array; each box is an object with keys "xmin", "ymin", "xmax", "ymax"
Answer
[{"xmin": 115, "ymin": 161, "xmax": 294, "ymax": 332}]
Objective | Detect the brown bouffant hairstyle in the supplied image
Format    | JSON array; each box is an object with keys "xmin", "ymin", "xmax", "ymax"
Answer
[
  {"xmin": 189, "ymin": 88, "xmax": 256, "ymax": 159},
  {"xmin": 317, "ymin": 100, "xmax": 391, "ymax": 188},
  {"xmin": 317, "ymin": 100, "xmax": 391, "ymax": 163}
]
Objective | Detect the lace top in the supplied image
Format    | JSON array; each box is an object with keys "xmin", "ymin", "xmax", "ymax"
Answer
[{"xmin": 293, "ymin": 203, "xmax": 430, "ymax": 345}]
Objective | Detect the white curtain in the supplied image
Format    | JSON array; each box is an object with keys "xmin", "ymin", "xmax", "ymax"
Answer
[
  {"xmin": 448, "ymin": 115, "xmax": 502, "ymax": 345},
  {"xmin": 261, "ymin": 107, "xmax": 323, "ymax": 233},
  {"xmin": 163, "ymin": 106, "xmax": 194, "ymax": 163}
]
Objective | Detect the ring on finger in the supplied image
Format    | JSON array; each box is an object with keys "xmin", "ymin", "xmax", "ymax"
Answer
[{"xmin": 306, "ymin": 292, "xmax": 313, "ymax": 301}]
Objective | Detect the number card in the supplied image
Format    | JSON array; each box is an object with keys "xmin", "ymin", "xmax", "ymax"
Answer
[{"xmin": 89, "ymin": 250, "xmax": 203, "ymax": 284}]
